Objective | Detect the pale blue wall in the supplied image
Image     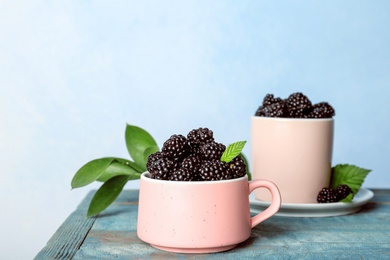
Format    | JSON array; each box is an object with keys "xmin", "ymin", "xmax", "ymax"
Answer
[{"xmin": 1, "ymin": 1, "xmax": 389, "ymax": 258}]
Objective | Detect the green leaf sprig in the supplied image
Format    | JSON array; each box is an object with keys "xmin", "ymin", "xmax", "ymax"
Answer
[
  {"xmin": 71, "ymin": 124, "xmax": 159, "ymax": 217},
  {"xmin": 330, "ymin": 164, "xmax": 371, "ymax": 203},
  {"xmin": 220, "ymin": 141, "xmax": 251, "ymax": 180},
  {"xmin": 220, "ymin": 141, "xmax": 247, "ymax": 163}
]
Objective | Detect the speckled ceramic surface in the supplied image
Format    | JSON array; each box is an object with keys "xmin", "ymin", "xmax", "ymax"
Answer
[
  {"xmin": 251, "ymin": 116, "xmax": 334, "ymax": 203},
  {"xmin": 137, "ymin": 172, "xmax": 281, "ymax": 253}
]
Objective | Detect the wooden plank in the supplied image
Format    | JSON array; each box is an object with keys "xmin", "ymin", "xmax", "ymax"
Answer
[
  {"xmin": 72, "ymin": 189, "xmax": 390, "ymax": 259},
  {"xmin": 34, "ymin": 192, "xmax": 97, "ymax": 260},
  {"xmin": 36, "ymin": 189, "xmax": 390, "ymax": 259}
]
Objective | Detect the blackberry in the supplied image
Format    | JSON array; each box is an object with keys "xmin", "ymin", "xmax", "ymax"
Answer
[
  {"xmin": 149, "ymin": 127, "xmax": 248, "ymax": 182},
  {"xmin": 254, "ymin": 106, "xmax": 266, "ymax": 116},
  {"xmin": 147, "ymin": 156, "xmax": 175, "ymax": 180},
  {"xmin": 229, "ymin": 155, "xmax": 247, "ymax": 179},
  {"xmin": 286, "ymin": 92, "xmax": 312, "ymax": 118},
  {"xmin": 146, "ymin": 152, "xmax": 164, "ymax": 171},
  {"xmin": 181, "ymin": 154, "xmax": 201, "ymax": 174},
  {"xmin": 317, "ymin": 187, "xmax": 338, "ymax": 203},
  {"xmin": 199, "ymin": 160, "xmax": 232, "ymax": 181},
  {"xmin": 255, "ymin": 101, "xmax": 287, "ymax": 117},
  {"xmin": 262, "ymin": 94, "xmax": 284, "ymax": 107},
  {"xmin": 169, "ymin": 167, "xmax": 197, "ymax": 181},
  {"xmin": 199, "ymin": 141, "xmax": 226, "ymax": 161},
  {"xmin": 162, "ymin": 134, "xmax": 190, "ymax": 161},
  {"xmin": 187, "ymin": 128, "xmax": 214, "ymax": 154},
  {"xmin": 308, "ymin": 102, "xmax": 335, "ymax": 118},
  {"xmin": 336, "ymin": 184, "xmax": 353, "ymax": 200}
]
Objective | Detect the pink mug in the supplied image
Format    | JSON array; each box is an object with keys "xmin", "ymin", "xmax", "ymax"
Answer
[
  {"xmin": 251, "ymin": 116, "xmax": 334, "ymax": 203},
  {"xmin": 137, "ymin": 172, "xmax": 281, "ymax": 253}
]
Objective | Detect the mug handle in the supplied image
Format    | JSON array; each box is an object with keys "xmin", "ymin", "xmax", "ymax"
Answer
[{"xmin": 249, "ymin": 179, "xmax": 281, "ymax": 228}]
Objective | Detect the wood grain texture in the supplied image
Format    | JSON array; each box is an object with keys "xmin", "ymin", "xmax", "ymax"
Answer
[
  {"xmin": 36, "ymin": 189, "xmax": 390, "ymax": 259},
  {"xmin": 34, "ymin": 192, "xmax": 97, "ymax": 260}
]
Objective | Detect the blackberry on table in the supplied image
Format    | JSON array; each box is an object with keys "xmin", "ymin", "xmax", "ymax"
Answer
[
  {"xmin": 162, "ymin": 134, "xmax": 190, "ymax": 161},
  {"xmin": 229, "ymin": 156, "xmax": 247, "ymax": 179},
  {"xmin": 199, "ymin": 160, "xmax": 232, "ymax": 181},
  {"xmin": 317, "ymin": 187, "xmax": 338, "ymax": 203},
  {"xmin": 199, "ymin": 141, "xmax": 226, "ymax": 161},
  {"xmin": 286, "ymin": 92, "xmax": 312, "ymax": 118}
]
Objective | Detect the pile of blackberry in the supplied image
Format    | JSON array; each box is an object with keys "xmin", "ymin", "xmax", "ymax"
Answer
[
  {"xmin": 255, "ymin": 92, "xmax": 335, "ymax": 118},
  {"xmin": 317, "ymin": 184, "xmax": 353, "ymax": 203},
  {"xmin": 146, "ymin": 128, "xmax": 247, "ymax": 181}
]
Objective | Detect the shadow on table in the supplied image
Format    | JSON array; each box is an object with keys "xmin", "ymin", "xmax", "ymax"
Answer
[
  {"xmin": 235, "ymin": 222, "xmax": 290, "ymax": 250},
  {"xmin": 97, "ymin": 207, "xmax": 133, "ymax": 218},
  {"xmin": 356, "ymin": 201, "xmax": 379, "ymax": 214}
]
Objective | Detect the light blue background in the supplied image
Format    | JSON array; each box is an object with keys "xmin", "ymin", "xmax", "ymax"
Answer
[{"xmin": 1, "ymin": 1, "xmax": 389, "ymax": 258}]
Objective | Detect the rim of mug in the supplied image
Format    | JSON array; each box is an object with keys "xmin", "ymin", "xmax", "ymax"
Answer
[
  {"xmin": 251, "ymin": 116, "xmax": 334, "ymax": 122},
  {"xmin": 141, "ymin": 171, "xmax": 248, "ymax": 184}
]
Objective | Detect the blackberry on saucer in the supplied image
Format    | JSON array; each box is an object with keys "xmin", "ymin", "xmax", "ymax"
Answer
[
  {"xmin": 335, "ymin": 184, "xmax": 353, "ymax": 200},
  {"xmin": 317, "ymin": 187, "xmax": 338, "ymax": 203},
  {"xmin": 317, "ymin": 184, "xmax": 353, "ymax": 203}
]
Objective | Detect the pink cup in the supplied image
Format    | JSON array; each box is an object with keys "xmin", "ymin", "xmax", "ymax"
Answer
[
  {"xmin": 137, "ymin": 172, "xmax": 281, "ymax": 253},
  {"xmin": 251, "ymin": 116, "xmax": 334, "ymax": 203}
]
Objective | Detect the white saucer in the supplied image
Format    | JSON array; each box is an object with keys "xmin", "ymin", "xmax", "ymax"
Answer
[{"xmin": 250, "ymin": 188, "xmax": 374, "ymax": 217}]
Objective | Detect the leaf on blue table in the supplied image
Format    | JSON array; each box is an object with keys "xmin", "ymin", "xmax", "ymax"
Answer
[{"xmin": 87, "ymin": 175, "xmax": 130, "ymax": 218}]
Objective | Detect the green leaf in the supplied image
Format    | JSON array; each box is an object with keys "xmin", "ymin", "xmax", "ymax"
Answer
[
  {"xmin": 144, "ymin": 145, "xmax": 160, "ymax": 160},
  {"xmin": 96, "ymin": 160, "xmax": 141, "ymax": 182},
  {"xmin": 87, "ymin": 175, "xmax": 130, "ymax": 218},
  {"xmin": 108, "ymin": 157, "xmax": 145, "ymax": 174},
  {"xmin": 220, "ymin": 141, "xmax": 247, "ymax": 163},
  {"xmin": 339, "ymin": 193, "xmax": 354, "ymax": 203},
  {"xmin": 330, "ymin": 164, "xmax": 371, "ymax": 194},
  {"xmin": 125, "ymin": 124, "xmax": 158, "ymax": 172},
  {"xmin": 240, "ymin": 152, "xmax": 251, "ymax": 181},
  {"xmin": 71, "ymin": 158, "xmax": 114, "ymax": 189},
  {"xmin": 114, "ymin": 157, "xmax": 145, "ymax": 173}
]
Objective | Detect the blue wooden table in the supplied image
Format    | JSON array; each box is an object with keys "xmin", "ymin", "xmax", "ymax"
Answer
[{"xmin": 35, "ymin": 189, "xmax": 390, "ymax": 259}]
